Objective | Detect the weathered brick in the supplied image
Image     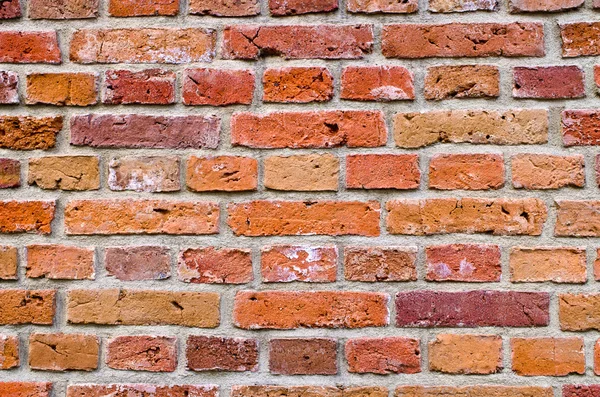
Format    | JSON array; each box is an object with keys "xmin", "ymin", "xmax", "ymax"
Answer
[
  {"xmin": 344, "ymin": 247, "xmax": 417, "ymax": 282},
  {"xmin": 189, "ymin": 0, "xmax": 259, "ymax": 15},
  {"xmin": 595, "ymin": 249, "xmax": 600, "ymax": 281},
  {"xmin": 346, "ymin": 337, "xmax": 420, "ymax": 374},
  {"xmin": 429, "ymin": 153, "xmax": 504, "ymax": 190},
  {"xmin": 26, "ymin": 245, "xmax": 94, "ymax": 280},
  {"xmin": 396, "ymin": 386, "xmax": 552, "ymax": 397},
  {"xmin": 429, "ymin": 334, "xmax": 502, "ymax": 374},
  {"xmin": 263, "ymin": 67, "xmax": 333, "ymax": 103},
  {"xmin": 561, "ymin": 23, "xmax": 600, "ymax": 57},
  {"xmin": 232, "ymin": 111, "xmax": 387, "ymax": 148},
  {"xmin": 564, "ymin": 385, "xmax": 600, "ymax": 397},
  {"xmin": 424, "ymin": 65, "xmax": 499, "ymax": 100},
  {"xmin": 383, "ymin": 23, "xmax": 544, "ymax": 58},
  {"xmin": 0, "ymin": 32, "xmax": 60, "ymax": 63},
  {"xmin": 222, "ymin": 25, "xmax": 373, "ymax": 60},
  {"xmin": 270, "ymin": 0, "xmax": 337, "ymax": 14},
  {"xmin": 346, "ymin": 154, "xmax": 419, "ymax": 190},
  {"xmin": 348, "ymin": 0, "xmax": 417, "ymax": 12},
  {"xmin": 513, "ymin": 66, "xmax": 585, "ymax": 99},
  {"xmin": 0, "ymin": 72, "xmax": 19, "ymax": 104},
  {"xmin": 262, "ymin": 246, "xmax": 337, "ymax": 283},
  {"xmin": 0, "ymin": 159, "xmax": 20, "ymax": 188},
  {"xmin": 0, "ymin": 116, "xmax": 62, "ymax": 150},
  {"xmin": 106, "ymin": 336, "xmax": 177, "ymax": 372},
  {"xmin": 103, "ymin": 69, "xmax": 176, "ymax": 105},
  {"xmin": 0, "ymin": 290, "xmax": 55, "ymax": 325},
  {"xmin": 341, "ymin": 66, "xmax": 414, "ymax": 101},
  {"xmin": 186, "ymin": 336, "xmax": 258, "ymax": 372},
  {"xmin": 270, "ymin": 338, "xmax": 336, "ymax": 375},
  {"xmin": 264, "ymin": 154, "xmax": 339, "ymax": 191},
  {"xmin": 29, "ymin": 333, "xmax": 98, "ymax": 371},
  {"xmin": 71, "ymin": 29, "xmax": 215, "ymax": 63},
  {"xmin": 429, "ymin": 0, "xmax": 496, "ymax": 11},
  {"xmin": 183, "ymin": 69, "xmax": 254, "ymax": 106},
  {"xmin": 67, "ymin": 289, "xmax": 219, "ymax": 327},
  {"xmin": 71, "ymin": 114, "xmax": 219, "ymax": 149},
  {"xmin": 0, "ymin": 0, "xmax": 21, "ymax": 18},
  {"xmin": 595, "ymin": 66, "xmax": 600, "ymax": 94},
  {"xmin": 387, "ymin": 198, "xmax": 547, "ymax": 235},
  {"xmin": 186, "ymin": 156, "xmax": 257, "ymax": 192},
  {"xmin": 0, "ymin": 246, "xmax": 17, "ymax": 280},
  {"xmin": 0, "ymin": 201, "xmax": 55, "ymax": 234},
  {"xmin": 109, "ymin": 156, "xmax": 180, "ymax": 192},
  {"xmin": 109, "ymin": 0, "xmax": 179, "ymax": 16},
  {"xmin": 394, "ymin": 109, "xmax": 548, "ymax": 148},
  {"xmin": 29, "ymin": 0, "xmax": 98, "ymax": 18},
  {"xmin": 555, "ymin": 201, "xmax": 600, "ymax": 236},
  {"xmin": 26, "ymin": 73, "xmax": 97, "ymax": 106},
  {"xmin": 512, "ymin": 337, "xmax": 584, "ymax": 376},
  {"xmin": 562, "ymin": 110, "xmax": 600, "ymax": 146},
  {"xmin": 0, "ymin": 383, "xmax": 52, "ymax": 397},
  {"xmin": 228, "ymin": 201, "xmax": 380, "ymax": 236},
  {"xmin": 396, "ymin": 291, "xmax": 549, "ymax": 327},
  {"xmin": 512, "ymin": 153, "xmax": 584, "ymax": 189},
  {"xmin": 28, "ymin": 156, "xmax": 99, "ymax": 191},
  {"xmin": 426, "ymin": 244, "xmax": 501, "ymax": 282},
  {"xmin": 233, "ymin": 386, "xmax": 387, "ymax": 397},
  {"xmin": 233, "ymin": 290, "xmax": 389, "ymax": 329},
  {"xmin": 559, "ymin": 294, "xmax": 600, "ymax": 331},
  {"xmin": 105, "ymin": 246, "xmax": 171, "ymax": 281},
  {"xmin": 67, "ymin": 385, "xmax": 218, "ymax": 397},
  {"xmin": 178, "ymin": 247, "xmax": 253, "ymax": 284},
  {"xmin": 595, "ymin": 340, "xmax": 600, "ymax": 375},
  {"xmin": 510, "ymin": 0, "xmax": 582, "ymax": 11},
  {"xmin": 510, "ymin": 247, "xmax": 586, "ymax": 283},
  {"xmin": 0, "ymin": 336, "xmax": 19, "ymax": 369},
  {"xmin": 65, "ymin": 199, "xmax": 219, "ymax": 235}
]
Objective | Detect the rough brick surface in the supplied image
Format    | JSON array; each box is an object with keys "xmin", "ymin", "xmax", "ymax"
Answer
[
  {"xmin": 346, "ymin": 154, "xmax": 420, "ymax": 189},
  {"xmin": 0, "ymin": 72, "xmax": 19, "ymax": 104},
  {"xmin": 396, "ymin": 387, "xmax": 552, "ymax": 397},
  {"xmin": 348, "ymin": 0, "xmax": 417, "ymax": 12},
  {"xmin": 263, "ymin": 67, "xmax": 334, "ymax": 103},
  {"xmin": 341, "ymin": 66, "xmax": 414, "ymax": 101},
  {"xmin": 0, "ymin": 116, "xmax": 62, "ymax": 150},
  {"xmin": 105, "ymin": 246, "xmax": 171, "ymax": 281},
  {"xmin": 103, "ymin": 69, "xmax": 176, "ymax": 104},
  {"xmin": 29, "ymin": 333, "xmax": 99, "ymax": 371},
  {"xmin": 428, "ymin": 153, "xmax": 505, "ymax": 190},
  {"xmin": 262, "ymin": 245, "xmax": 337, "ymax": 282},
  {"xmin": 187, "ymin": 156, "xmax": 257, "ymax": 192},
  {"xmin": 67, "ymin": 385, "xmax": 218, "ymax": 397},
  {"xmin": 0, "ymin": 336, "xmax": 19, "ymax": 369},
  {"xmin": 0, "ymin": 32, "xmax": 61, "ymax": 63},
  {"xmin": 189, "ymin": 0, "xmax": 259, "ymax": 15},
  {"xmin": 264, "ymin": 154, "xmax": 339, "ymax": 191},
  {"xmin": 0, "ymin": 201, "xmax": 55, "ymax": 234},
  {"xmin": 28, "ymin": 156, "xmax": 100, "ymax": 190},
  {"xmin": 269, "ymin": 0, "xmax": 337, "ymax": 14},
  {"xmin": 513, "ymin": 66, "xmax": 585, "ymax": 99},
  {"xmin": 0, "ymin": 159, "xmax": 20, "ymax": 188},
  {"xmin": 424, "ymin": 65, "xmax": 500, "ymax": 100},
  {"xmin": 425, "ymin": 244, "xmax": 501, "ymax": 282},
  {"xmin": 511, "ymin": 154, "xmax": 584, "ymax": 189},
  {"xmin": 106, "ymin": 336, "xmax": 177, "ymax": 372},
  {"xmin": 108, "ymin": 156, "xmax": 180, "ymax": 192},
  {"xmin": 0, "ymin": 0, "xmax": 21, "ymax": 18},
  {"xmin": 269, "ymin": 338, "xmax": 337, "ymax": 375},
  {"xmin": 178, "ymin": 247, "xmax": 253, "ymax": 284},
  {"xmin": 0, "ymin": 246, "xmax": 18, "ymax": 280},
  {"xmin": 186, "ymin": 336, "xmax": 258, "ymax": 372},
  {"xmin": 183, "ymin": 69, "xmax": 254, "ymax": 106},
  {"xmin": 555, "ymin": 201, "xmax": 600, "ymax": 236},
  {"xmin": 510, "ymin": 0, "xmax": 582, "ymax": 11},
  {"xmin": 0, "ymin": 290, "xmax": 55, "ymax": 325},
  {"xmin": 345, "ymin": 337, "xmax": 420, "ymax": 374},
  {"xmin": 512, "ymin": 337, "xmax": 585, "ymax": 376},
  {"xmin": 26, "ymin": 73, "xmax": 97, "ymax": 106},
  {"xmin": 26, "ymin": 245, "xmax": 94, "ymax": 279},
  {"xmin": 0, "ymin": 383, "xmax": 52, "ymax": 397},
  {"xmin": 429, "ymin": 0, "xmax": 496, "ymax": 11},
  {"xmin": 428, "ymin": 334, "xmax": 502, "ymax": 374},
  {"xmin": 29, "ymin": 0, "xmax": 98, "ymax": 18},
  {"xmin": 561, "ymin": 23, "xmax": 600, "ymax": 57},
  {"xmin": 344, "ymin": 247, "xmax": 417, "ymax": 282},
  {"xmin": 109, "ymin": 0, "xmax": 179, "ymax": 16},
  {"xmin": 510, "ymin": 247, "xmax": 586, "ymax": 283}
]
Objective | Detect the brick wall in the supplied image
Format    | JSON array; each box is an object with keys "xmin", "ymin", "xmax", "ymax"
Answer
[{"xmin": 0, "ymin": 0, "xmax": 599, "ymax": 396}]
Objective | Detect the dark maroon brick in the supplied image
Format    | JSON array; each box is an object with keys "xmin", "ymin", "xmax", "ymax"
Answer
[
  {"xmin": 105, "ymin": 246, "xmax": 171, "ymax": 281},
  {"xmin": 395, "ymin": 290, "xmax": 549, "ymax": 327},
  {"xmin": 186, "ymin": 336, "xmax": 258, "ymax": 372},
  {"xmin": 269, "ymin": 338, "xmax": 337, "ymax": 375},
  {"xmin": 564, "ymin": 385, "xmax": 600, "ymax": 397},
  {"xmin": 0, "ymin": 0, "xmax": 21, "ymax": 18},
  {"xmin": 513, "ymin": 66, "xmax": 585, "ymax": 99}
]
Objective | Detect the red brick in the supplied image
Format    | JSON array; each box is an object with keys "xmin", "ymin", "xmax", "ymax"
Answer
[
  {"xmin": 396, "ymin": 291, "xmax": 549, "ymax": 327},
  {"xmin": 562, "ymin": 110, "xmax": 600, "ymax": 146},
  {"xmin": 109, "ymin": 0, "xmax": 179, "ymax": 16},
  {"xmin": 103, "ymin": 69, "xmax": 176, "ymax": 105},
  {"xmin": 186, "ymin": 156, "xmax": 257, "ymax": 192},
  {"xmin": 222, "ymin": 25, "xmax": 373, "ymax": 60},
  {"xmin": 0, "ymin": 116, "xmax": 62, "ymax": 150},
  {"xmin": 29, "ymin": 0, "xmax": 98, "ymax": 18},
  {"xmin": 261, "ymin": 246, "xmax": 337, "ymax": 283},
  {"xmin": 233, "ymin": 290, "xmax": 389, "ymax": 329},
  {"xmin": 29, "ymin": 333, "xmax": 99, "ymax": 371},
  {"xmin": 594, "ymin": 66, "xmax": 600, "ymax": 94},
  {"xmin": 186, "ymin": 336, "xmax": 258, "ymax": 372},
  {"xmin": 555, "ymin": 201, "xmax": 600, "ymax": 236},
  {"xmin": 228, "ymin": 201, "xmax": 380, "ymax": 236},
  {"xmin": 513, "ymin": 66, "xmax": 584, "ymax": 99},
  {"xmin": 429, "ymin": 153, "xmax": 505, "ymax": 190},
  {"xmin": 70, "ymin": 29, "xmax": 215, "ymax": 63},
  {"xmin": 105, "ymin": 246, "xmax": 171, "ymax": 281},
  {"xmin": 510, "ymin": 0, "xmax": 581, "ymax": 11},
  {"xmin": 512, "ymin": 154, "xmax": 584, "ymax": 189},
  {"xmin": 341, "ymin": 66, "xmax": 414, "ymax": 101},
  {"xmin": 346, "ymin": 337, "xmax": 420, "ymax": 374},
  {"xmin": 429, "ymin": 334, "xmax": 502, "ymax": 374},
  {"xmin": 233, "ymin": 387, "xmax": 387, "ymax": 397},
  {"xmin": 0, "ymin": 159, "xmax": 20, "ymax": 188},
  {"xmin": 178, "ymin": 247, "xmax": 252, "ymax": 284},
  {"xmin": 426, "ymin": 244, "xmax": 501, "ymax": 282},
  {"xmin": 106, "ymin": 336, "xmax": 177, "ymax": 372},
  {"xmin": 0, "ymin": 383, "xmax": 51, "ymax": 397},
  {"xmin": 561, "ymin": 23, "xmax": 600, "ymax": 57},
  {"xmin": 384, "ymin": 23, "xmax": 544, "ymax": 58},
  {"xmin": 270, "ymin": 338, "xmax": 337, "ymax": 375},
  {"xmin": 0, "ymin": 335, "xmax": 19, "ymax": 369},
  {"xmin": 270, "ymin": 0, "xmax": 337, "ymax": 14},
  {"xmin": 429, "ymin": 0, "xmax": 496, "ymax": 11},
  {"xmin": 0, "ymin": 0, "xmax": 21, "ymax": 18},
  {"xmin": 108, "ymin": 156, "xmax": 180, "ymax": 193},
  {"xmin": 560, "ymin": 294, "xmax": 600, "ymax": 331},
  {"xmin": 512, "ymin": 337, "xmax": 584, "ymax": 376},
  {"xmin": 564, "ymin": 385, "xmax": 600, "ymax": 397},
  {"xmin": 348, "ymin": 0, "xmax": 417, "ymax": 12},
  {"xmin": 263, "ymin": 67, "xmax": 333, "ymax": 103},
  {"xmin": 397, "ymin": 386, "xmax": 552, "ymax": 397},
  {"xmin": 0, "ymin": 72, "xmax": 18, "ymax": 104},
  {"xmin": 510, "ymin": 247, "xmax": 586, "ymax": 283},
  {"xmin": 231, "ymin": 111, "xmax": 386, "ymax": 148},
  {"xmin": 424, "ymin": 65, "xmax": 500, "ymax": 100},
  {"xmin": 0, "ymin": 246, "xmax": 17, "ymax": 280},
  {"xmin": 346, "ymin": 154, "xmax": 419, "ymax": 190},
  {"xmin": 344, "ymin": 247, "xmax": 417, "ymax": 282},
  {"xmin": 0, "ymin": 32, "xmax": 60, "ymax": 64},
  {"xmin": 0, "ymin": 201, "xmax": 55, "ymax": 234},
  {"xmin": 0, "ymin": 290, "xmax": 55, "ymax": 325},
  {"xmin": 67, "ymin": 385, "xmax": 217, "ymax": 397},
  {"xmin": 26, "ymin": 245, "xmax": 94, "ymax": 280},
  {"xmin": 71, "ymin": 114, "xmax": 220, "ymax": 149},
  {"xmin": 183, "ymin": 69, "xmax": 254, "ymax": 106},
  {"xmin": 189, "ymin": 0, "xmax": 259, "ymax": 15}
]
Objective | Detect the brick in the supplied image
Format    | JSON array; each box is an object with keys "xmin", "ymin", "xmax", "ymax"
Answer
[
  {"xmin": 346, "ymin": 337, "xmax": 420, "ymax": 374},
  {"xmin": 29, "ymin": 333, "xmax": 98, "ymax": 371},
  {"xmin": 595, "ymin": 249, "xmax": 600, "ymax": 281},
  {"xmin": 512, "ymin": 337, "xmax": 584, "ymax": 376},
  {"xmin": 0, "ymin": 116, "xmax": 62, "ymax": 150},
  {"xmin": 67, "ymin": 289, "xmax": 219, "ymax": 327},
  {"xmin": 555, "ymin": 201, "xmax": 600, "ymax": 236},
  {"xmin": 0, "ymin": 201, "xmax": 55, "ymax": 234},
  {"xmin": 0, "ymin": 383, "xmax": 52, "ymax": 397},
  {"xmin": 394, "ymin": 109, "xmax": 548, "ymax": 148},
  {"xmin": 341, "ymin": 66, "xmax": 414, "ymax": 101},
  {"xmin": 109, "ymin": 0, "xmax": 179, "ymax": 16},
  {"xmin": 396, "ymin": 291, "xmax": 549, "ymax": 327},
  {"xmin": 71, "ymin": 28, "xmax": 215, "ymax": 63},
  {"xmin": 510, "ymin": 0, "xmax": 582, "ymax": 10},
  {"xmin": 270, "ymin": 0, "xmax": 337, "ymax": 14},
  {"xmin": 383, "ymin": 23, "xmax": 544, "ymax": 58},
  {"xmin": 270, "ymin": 338, "xmax": 337, "ymax": 375},
  {"xmin": 512, "ymin": 153, "xmax": 584, "ymax": 189},
  {"xmin": 26, "ymin": 245, "xmax": 94, "ymax": 280},
  {"xmin": 429, "ymin": 153, "xmax": 504, "ymax": 190},
  {"xmin": 263, "ymin": 67, "xmax": 333, "ymax": 103},
  {"xmin": 347, "ymin": 154, "xmax": 420, "ymax": 189},
  {"xmin": 71, "ymin": 114, "xmax": 219, "ymax": 149},
  {"xmin": 105, "ymin": 246, "xmax": 171, "ymax": 281},
  {"xmin": 264, "ymin": 154, "xmax": 339, "ymax": 191},
  {"xmin": 183, "ymin": 69, "xmax": 254, "ymax": 106},
  {"xmin": 559, "ymin": 294, "xmax": 600, "ymax": 331},
  {"xmin": 387, "ymin": 198, "xmax": 547, "ymax": 235},
  {"xmin": 233, "ymin": 290, "xmax": 389, "ymax": 329},
  {"xmin": 189, "ymin": 0, "xmax": 259, "ymax": 15},
  {"xmin": 106, "ymin": 336, "xmax": 177, "ymax": 372},
  {"xmin": 424, "ymin": 65, "xmax": 499, "ymax": 100},
  {"xmin": 228, "ymin": 201, "xmax": 380, "ymax": 236},
  {"xmin": 348, "ymin": 0, "xmax": 417, "ymax": 12},
  {"xmin": 186, "ymin": 156, "xmax": 257, "ymax": 192},
  {"xmin": 261, "ymin": 246, "xmax": 337, "ymax": 283},
  {"xmin": 595, "ymin": 66, "xmax": 600, "ymax": 94},
  {"xmin": 429, "ymin": 0, "xmax": 496, "ymax": 11},
  {"xmin": 103, "ymin": 69, "xmax": 176, "ymax": 105},
  {"xmin": 596, "ymin": 341, "xmax": 600, "ymax": 375},
  {"xmin": 109, "ymin": 156, "xmax": 180, "ymax": 192},
  {"xmin": 178, "ymin": 247, "xmax": 253, "ymax": 284},
  {"xmin": 513, "ymin": 66, "xmax": 584, "ymax": 99},
  {"xmin": 510, "ymin": 247, "xmax": 586, "ymax": 283},
  {"xmin": 186, "ymin": 336, "xmax": 258, "ymax": 372},
  {"xmin": 233, "ymin": 387, "xmax": 387, "ymax": 397},
  {"xmin": 26, "ymin": 73, "xmax": 97, "ymax": 106},
  {"xmin": 222, "ymin": 25, "xmax": 373, "ymax": 60},
  {"xmin": 28, "ymin": 156, "xmax": 100, "ymax": 191},
  {"xmin": 232, "ymin": 111, "xmax": 386, "ymax": 148},
  {"xmin": 0, "ymin": 290, "xmax": 55, "ymax": 325},
  {"xmin": 29, "ymin": 0, "xmax": 98, "ymax": 18},
  {"xmin": 564, "ymin": 385, "xmax": 600, "ymax": 397},
  {"xmin": 562, "ymin": 110, "xmax": 600, "ymax": 146},
  {"xmin": 0, "ymin": 159, "xmax": 20, "ymax": 188},
  {"xmin": 344, "ymin": 247, "xmax": 417, "ymax": 282},
  {"xmin": 65, "ymin": 199, "xmax": 219, "ymax": 235},
  {"xmin": 0, "ymin": 72, "xmax": 19, "ymax": 104},
  {"xmin": 67, "ymin": 385, "xmax": 218, "ymax": 397},
  {"xmin": 396, "ymin": 386, "xmax": 552, "ymax": 397},
  {"xmin": 0, "ymin": 32, "xmax": 60, "ymax": 63},
  {"xmin": 429, "ymin": 334, "xmax": 502, "ymax": 374},
  {"xmin": 0, "ymin": 336, "xmax": 18, "ymax": 369},
  {"xmin": 0, "ymin": 246, "xmax": 17, "ymax": 280},
  {"xmin": 0, "ymin": 0, "xmax": 21, "ymax": 18},
  {"xmin": 561, "ymin": 23, "xmax": 600, "ymax": 57},
  {"xmin": 426, "ymin": 244, "xmax": 501, "ymax": 282}
]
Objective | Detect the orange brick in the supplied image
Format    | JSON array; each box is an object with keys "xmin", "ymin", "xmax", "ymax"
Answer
[
  {"xmin": 0, "ymin": 383, "xmax": 52, "ymax": 397},
  {"xmin": 26, "ymin": 245, "xmax": 94, "ymax": 280},
  {"xmin": 28, "ymin": 156, "xmax": 100, "ymax": 190},
  {"xmin": 0, "ymin": 246, "xmax": 17, "ymax": 280},
  {"xmin": 555, "ymin": 201, "xmax": 600, "ymax": 236},
  {"xmin": 187, "ymin": 156, "xmax": 257, "ymax": 192},
  {"xmin": 346, "ymin": 337, "xmax": 420, "ymax": 374},
  {"xmin": 0, "ymin": 335, "xmax": 19, "ymax": 369},
  {"xmin": 29, "ymin": 333, "xmax": 99, "ymax": 371},
  {"xmin": 395, "ymin": 386, "xmax": 552, "ymax": 397},
  {"xmin": 106, "ymin": 335, "xmax": 177, "ymax": 372},
  {"xmin": 426, "ymin": 244, "xmax": 501, "ymax": 282},
  {"xmin": 0, "ymin": 290, "xmax": 55, "ymax": 325},
  {"xmin": 346, "ymin": 154, "xmax": 420, "ymax": 190},
  {"xmin": 512, "ymin": 337, "xmax": 584, "ymax": 376},
  {"xmin": 512, "ymin": 154, "xmax": 584, "ymax": 189},
  {"xmin": 26, "ymin": 73, "xmax": 97, "ymax": 106},
  {"xmin": 341, "ymin": 66, "xmax": 414, "ymax": 101},
  {"xmin": 429, "ymin": 153, "xmax": 505, "ymax": 190},
  {"xmin": 29, "ymin": 0, "xmax": 98, "ymax": 18},
  {"xmin": 344, "ymin": 247, "xmax": 417, "ymax": 282},
  {"xmin": 0, "ymin": 201, "xmax": 55, "ymax": 234},
  {"xmin": 0, "ymin": 116, "xmax": 62, "ymax": 150},
  {"xmin": 428, "ymin": 334, "xmax": 502, "ymax": 374},
  {"xmin": 261, "ymin": 246, "xmax": 337, "ymax": 282},
  {"xmin": 178, "ymin": 247, "xmax": 253, "ymax": 284},
  {"xmin": 183, "ymin": 69, "xmax": 254, "ymax": 106},
  {"xmin": 510, "ymin": 247, "xmax": 586, "ymax": 283},
  {"xmin": 559, "ymin": 294, "xmax": 600, "ymax": 331},
  {"xmin": 109, "ymin": 0, "xmax": 179, "ymax": 16},
  {"xmin": 263, "ymin": 67, "xmax": 333, "ymax": 103},
  {"xmin": 0, "ymin": 32, "xmax": 61, "ymax": 63},
  {"xmin": 189, "ymin": 0, "xmax": 259, "ymax": 15}
]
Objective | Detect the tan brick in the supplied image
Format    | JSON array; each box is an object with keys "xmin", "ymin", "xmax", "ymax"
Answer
[
  {"xmin": 510, "ymin": 247, "xmax": 586, "ymax": 283},
  {"xmin": 28, "ymin": 156, "xmax": 99, "ymax": 191},
  {"xmin": 187, "ymin": 156, "xmax": 257, "ymax": 192},
  {"xmin": 264, "ymin": 154, "xmax": 339, "ymax": 191},
  {"xmin": 429, "ymin": 334, "xmax": 502, "ymax": 374},
  {"xmin": 29, "ymin": 333, "xmax": 98, "ymax": 371},
  {"xmin": 512, "ymin": 154, "xmax": 584, "ymax": 189}
]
